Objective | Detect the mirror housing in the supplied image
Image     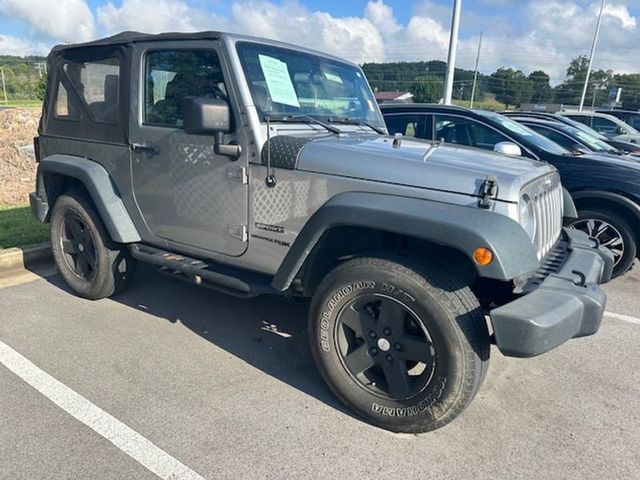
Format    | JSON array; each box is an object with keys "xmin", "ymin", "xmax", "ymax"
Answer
[
  {"xmin": 183, "ymin": 97, "xmax": 241, "ymax": 160},
  {"xmin": 494, "ymin": 141, "xmax": 522, "ymax": 157},
  {"xmin": 183, "ymin": 97, "xmax": 231, "ymax": 134}
]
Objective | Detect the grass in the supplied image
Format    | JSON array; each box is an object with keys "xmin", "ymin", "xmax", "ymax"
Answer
[
  {"xmin": 1, "ymin": 99, "xmax": 43, "ymax": 109},
  {"xmin": 451, "ymin": 93, "xmax": 506, "ymax": 111},
  {"xmin": 0, "ymin": 204, "xmax": 49, "ymax": 249}
]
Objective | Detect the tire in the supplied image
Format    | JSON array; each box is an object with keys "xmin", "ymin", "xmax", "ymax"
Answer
[
  {"xmin": 50, "ymin": 192, "xmax": 136, "ymax": 300},
  {"xmin": 309, "ymin": 256, "xmax": 490, "ymax": 433},
  {"xmin": 569, "ymin": 209, "xmax": 636, "ymax": 278}
]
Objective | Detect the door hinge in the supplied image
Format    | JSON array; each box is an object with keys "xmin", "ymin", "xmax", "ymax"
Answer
[
  {"xmin": 227, "ymin": 224, "xmax": 248, "ymax": 242},
  {"xmin": 227, "ymin": 166, "xmax": 248, "ymax": 184}
]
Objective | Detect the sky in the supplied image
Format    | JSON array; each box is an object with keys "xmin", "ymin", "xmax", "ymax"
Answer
[{"xmin": 0, "ymin": 0, "xmax": 638, "ymax": 83}]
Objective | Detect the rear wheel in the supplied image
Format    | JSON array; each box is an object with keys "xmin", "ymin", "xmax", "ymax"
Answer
[
  {"xmin": 50, "ymin": 192, "xmax": 136, "ymax": 299},
  {"xmin": 569, "ymin": 209, "xmax": 636, "ymax": 278},
  {"xmin": 309, "ymin": 256, "xmax": 490, "ymax": 433}
]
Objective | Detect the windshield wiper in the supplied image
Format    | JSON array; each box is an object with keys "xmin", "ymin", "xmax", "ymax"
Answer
[
  {"xmin": 267, "ymin": 115, "xmax": 341, "ymax": 134},
  {"xmin": 329, "ymin": 117, "xmax": 386, "ymax": 135}
]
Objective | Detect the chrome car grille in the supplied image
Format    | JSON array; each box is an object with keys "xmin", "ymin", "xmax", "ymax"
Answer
[{"xmin": 522, "ymin": 173, "xmax": 564, "ymax": 260}]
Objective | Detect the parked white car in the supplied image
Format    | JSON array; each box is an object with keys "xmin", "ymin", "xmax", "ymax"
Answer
[{"xmin": 560, "ymin": 111, "xmax": 640, "ymax": 144}]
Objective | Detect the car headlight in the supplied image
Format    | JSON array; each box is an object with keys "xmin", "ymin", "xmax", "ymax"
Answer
[{"xmin": 519, "ymin": 194, "xmax": 536, "ymax": 239}]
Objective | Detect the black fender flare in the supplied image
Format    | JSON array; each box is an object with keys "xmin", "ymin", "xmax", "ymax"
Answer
[
  {"xmin": 272, "ymin": 192, "xmax": 539, "ymax": 290},
  {"xmin": 36, "ymin": 154, "xmax": 141, "ymax": 243}
]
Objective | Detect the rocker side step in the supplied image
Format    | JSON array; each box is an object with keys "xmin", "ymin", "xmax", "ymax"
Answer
[{"xmin": 129, "ymin": 244, "xmax": 275, "ymax": 297}]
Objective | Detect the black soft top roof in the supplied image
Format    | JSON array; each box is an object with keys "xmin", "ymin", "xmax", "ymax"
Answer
[{"xmin": 50, "ymin": 30, "xmax": 221, "ymax": 53}]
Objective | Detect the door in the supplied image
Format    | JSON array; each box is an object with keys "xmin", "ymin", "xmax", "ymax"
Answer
[{"xmin": 130, "ymin": 42, "xmax": 248, "ymax": 256}]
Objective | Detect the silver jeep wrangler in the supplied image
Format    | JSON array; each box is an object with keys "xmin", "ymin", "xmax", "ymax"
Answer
[{"xmin": 31, "ymin": 31, "xmax": 613, "ymax": 433}]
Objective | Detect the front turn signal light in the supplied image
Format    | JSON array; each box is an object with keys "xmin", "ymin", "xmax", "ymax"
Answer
[{"xmin": 473, "ymin": 247, "xmax": 494, "ymax": 266}]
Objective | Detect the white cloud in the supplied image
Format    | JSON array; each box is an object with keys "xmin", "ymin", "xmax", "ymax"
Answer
[
  {"xmin": 96, "ymin": 0, "xmax": 220, "ymax": 33},
  {"xmin": 0, "ymin": 0, "xmax": 94, "ymax": 43},
  {"xmin": 0, "ymin": 0, "xmax": 638, "ymax": 86},
  {"xmin": 0, "ymin": 35, "xmax": 48, "ymax": 56}
]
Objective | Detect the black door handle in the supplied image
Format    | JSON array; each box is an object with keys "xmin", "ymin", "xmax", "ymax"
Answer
[{"xmin": 130, "ymin": 143, "xmax": 159, "ymax": 157}]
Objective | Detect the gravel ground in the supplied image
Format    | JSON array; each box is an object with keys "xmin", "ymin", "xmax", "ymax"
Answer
[{"xmin": 0, "ymin": 108, "xmax": 40, "ymax": 205}]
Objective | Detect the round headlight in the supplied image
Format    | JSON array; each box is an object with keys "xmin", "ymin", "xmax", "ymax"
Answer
[{"xmin": 519, "ymin": 194, "xmax": 536, "ymax": 239}]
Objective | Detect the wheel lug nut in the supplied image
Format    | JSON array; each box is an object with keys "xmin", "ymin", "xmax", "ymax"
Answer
[
  {"xmin": 369, "ymin": 347, "xmax": 378, "ymax": 355},
  {"xmin": 385, "ymin": 354, "xmax": 393, "ymax": 362},
  {"xmin": 383, "ymin": 327, "xmax": 391, "ymax": 336},
  {"xmin": 394, "ymin": 343, "xmax": 402, "ymax": 351},
  {"xmin": 369, "ymin": 331, "xmax": 377, "ymax": 339}
]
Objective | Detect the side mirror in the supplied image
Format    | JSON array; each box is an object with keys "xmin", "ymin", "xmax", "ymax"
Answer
[
  {"xmin": 493, "ymin": 141, "xmax": 522, "ymax": 157},
  {"xmin": 183, "ymin": 97, "xmax": 230, "ymax": 134},
  {"xmin": 183, "ymin": 97, "xmax": 241, "ymax": 160},
  {"xmin": 616, "ymin": 126, "xmax": 626, "ymax": 135}
]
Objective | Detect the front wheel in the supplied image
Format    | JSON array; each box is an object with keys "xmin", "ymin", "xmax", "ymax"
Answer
[
  {"xmin": 309, "ymin": 256, "xmax": 490, "ymax": 433},
  {"xmin": 569, "ymin": 209, "xmax": 636, "ymax": 278}
]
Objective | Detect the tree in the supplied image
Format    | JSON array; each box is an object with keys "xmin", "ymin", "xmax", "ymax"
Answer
[
  {"xmin": 553, "ymin": 55, "xmax": 613, "ymax": 106},
  {"xmin": 411, "ymin": 76, "xmax": 444, "ymax": 103},
  {"xmin": 528, "ymin": 70, "xmax": 552, "ymax": 103},
  {"xmin": 489, "ymin": 68, "xmax": 533, "ymax": 108}
]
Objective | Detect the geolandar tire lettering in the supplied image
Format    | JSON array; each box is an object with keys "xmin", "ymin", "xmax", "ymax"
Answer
[{"xmin": 309, "ymin": 256, "xmax": 490, "ymax": 433}]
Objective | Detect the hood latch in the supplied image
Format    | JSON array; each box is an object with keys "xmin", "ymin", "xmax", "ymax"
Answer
[{"xmin": 478, "ymin": 175, "xmax": 498, "ymax": 209}]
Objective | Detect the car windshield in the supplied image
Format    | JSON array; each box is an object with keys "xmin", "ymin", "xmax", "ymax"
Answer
[
  {"xmin": 559, "ymin": 116, "xmax": 607, "ymax": 139},
  {"xmin": 236, "ymin": 42, "xmax": 384, "ymax": 129},
  {"xmin": 568, "ymin": 126, "xmax": 618, "ymax": 152},
  {"xmin": 481, "ymin": 112, "xmax": 569, "ymax": 154}
]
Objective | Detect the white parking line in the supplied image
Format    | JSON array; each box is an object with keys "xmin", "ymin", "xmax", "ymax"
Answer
[
  {"xmin": 0, "ymin": 340, "xmax": 207, "ymax": 480},
  {"xmin": 605, "ymin": 311, "xmax": 640, "ymax": 326}
]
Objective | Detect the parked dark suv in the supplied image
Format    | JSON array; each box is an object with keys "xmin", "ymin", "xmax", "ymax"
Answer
[
  {"xmin": 382, "ymin": 103, "xmax": 640, "ymax": 276},
  {"xmin": 31, "ymin": 32, "xmax": 612, "ymax": 433}
]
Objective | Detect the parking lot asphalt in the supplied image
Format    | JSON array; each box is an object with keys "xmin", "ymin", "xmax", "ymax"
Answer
[{"xmin": 0, "ymin": 263, "xmax": 639, "ymax": 480}]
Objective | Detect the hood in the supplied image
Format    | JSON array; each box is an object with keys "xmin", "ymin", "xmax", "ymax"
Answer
[{"xmin": 294, "ymin": 133, "xmax": 556, "ymax": 202}]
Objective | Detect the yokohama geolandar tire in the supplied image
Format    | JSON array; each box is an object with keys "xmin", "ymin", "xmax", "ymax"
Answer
[
  {"xmin": 309, "ymin": 256, "xmax": 490, "ymax": 433},
  {"xmin": 50, "ymin": 192, "xmax": 136, "ymax": 300}
]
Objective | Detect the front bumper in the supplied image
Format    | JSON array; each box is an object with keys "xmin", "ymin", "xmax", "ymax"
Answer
[{"xmin": 490, "ymin": 228, "xmax": 614, "ymax": 358}]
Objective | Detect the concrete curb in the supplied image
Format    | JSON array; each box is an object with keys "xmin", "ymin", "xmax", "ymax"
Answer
[{"xmin": 0, "ymin": 242, "xmax": 52, "ymax": 275}]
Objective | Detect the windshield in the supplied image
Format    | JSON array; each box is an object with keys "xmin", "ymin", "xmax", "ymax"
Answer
[
  {"xmin": 569, "ymin": 127, "xmax": 617, "ymax": 152},
  {"xmin": 559, "ymin": 116, "xmax": 607, "ymax": 139},
  {"xmin": 236, "ymin": 42, "xmax": 384, "ymax": 129},
  {"xmin": 481, "ymin": 112, "xmax": 569, "ymax": 155}
]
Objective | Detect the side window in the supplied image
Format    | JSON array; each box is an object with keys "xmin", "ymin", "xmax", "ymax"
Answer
[
  {"xmin": 434, "ymin": 115, "xmax": 508, "ymax": 150},
  {"xmin": 592, "ymin": 117, "xmax": 619, "ymax": 134},
  {"xmin": 384, "ymin": 114, "xmax": 424, "ymax": 138},
  {"xmin": 144, "ymin": 50, "xmax": 227, "ymax": 128},
  {"xmin": 529, "ymin": 126, "xmax": 576, "ymax": 151},
  {"xmin": 54, "ymin": 82, "xmax": 80, "ymax": 120},
  {"xmin": 468, "ymin": 123, "xmax": 509, "ymax": 149},
  {"xmin": 565, "ymin": 115, "xmax": 590, "ymax": 127},
  {"xmin": 63, "ymin": 57, "xmax": 120, "ymax": 124}
]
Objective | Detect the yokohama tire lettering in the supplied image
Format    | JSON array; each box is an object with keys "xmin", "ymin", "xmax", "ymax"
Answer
[{"xmin": 371, "ymin": 377, "xmax": 447, "ymax": 416}]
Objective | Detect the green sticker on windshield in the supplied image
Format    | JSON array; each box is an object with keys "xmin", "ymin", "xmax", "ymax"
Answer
[{"xmin": 258, "ymin": 54, "xmax": 300, "ymax": 108}]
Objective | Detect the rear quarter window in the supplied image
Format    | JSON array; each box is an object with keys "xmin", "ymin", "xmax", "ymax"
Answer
[{"xmin": 63, "ymin": 57, "xmax": 120, "ymax": 124}]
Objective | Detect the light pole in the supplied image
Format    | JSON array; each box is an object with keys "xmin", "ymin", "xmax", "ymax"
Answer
[
  {"xmin": 470, "ymin": 32, "xmax": 483, "ymax": 108},
  {"xmin": 443, "ymin": 0, "xmax": 461, "ymax": 105},
  {"xmin": 579, "ymin": 0, "xmax": 606, "ymax": 111}
]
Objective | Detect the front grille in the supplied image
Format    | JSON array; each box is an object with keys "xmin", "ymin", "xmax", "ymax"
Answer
[{"xmin": 522, "ymin": 173, "xmax": 563, "ymax": 260}]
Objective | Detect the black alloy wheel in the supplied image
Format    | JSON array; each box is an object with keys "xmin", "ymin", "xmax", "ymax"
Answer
[
  {"xmin": 60, "ymin": 211, "xmax": 97, "ymax": 281},
  {"xmin": 569, "ymin": 208, "xmax": 637, "ymax": 277},
  {"xmin": 336, "ymin": 294, "xmax": 436, "ymax": 400}
]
